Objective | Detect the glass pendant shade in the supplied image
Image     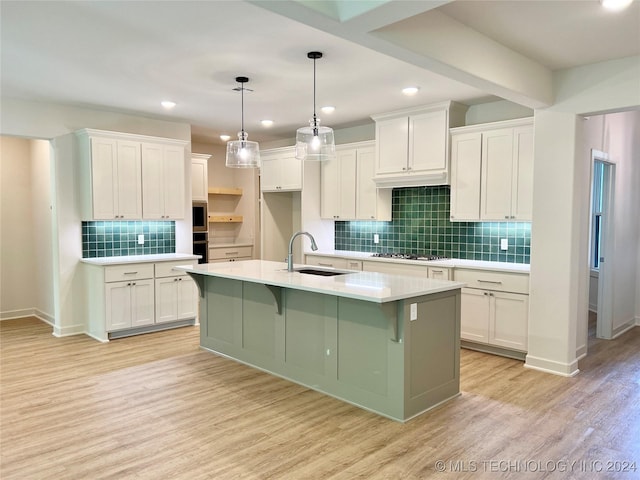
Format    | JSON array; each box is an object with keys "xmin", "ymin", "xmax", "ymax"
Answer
[
  {"xmin": 226, "ymin": 131, "xmax": 260, "ymax": 168},
  {"xmin": 296, "ymin": 51, "xmax": 336, "ymax": 162},
  {"xmin": 225, "ymin": 76, "xmax": 260, "ymax": 168},
  {"xmin": 295, "ymin": 118, "xmax": 335, "ymax": 161}
]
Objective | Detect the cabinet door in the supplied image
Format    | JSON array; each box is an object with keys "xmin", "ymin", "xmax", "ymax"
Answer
[
  {"xmin": 409, "ymin": 109, "xmax": 448, "ymax": 174},
  {"xmin": 356, "ymin": 147, "xmax": 376, "ymax": 220},
  {"xmin": 141, "ymin": 143, "xmax": 164, "ymax": 219},
  {"xmin": 105, "ymin": 281, "xmax": 132, "ymax": 331},
  {"xmin": 450, "ymin": 132, "xmax": 482, "ymax": 221},
  {"xmin": 155, "ymin": 277, "xmax": 178, "ymax": 323},
  {"xmin": 260, "ymin": 155, "xmax": 280, "ymax": 191},
  {"xmin": 191, "ymin": 157, "xmax": 208, "ymax": 202},
  {"xmin": 116, "ymin": 141, "xmax": 143, "ymax": 219},
  {"xmin": 177, "ymin": 277, "xmax": 198, "ymax": 320},
  {"xmin": 511, "ymin": 126, "xmax": 534, "ymax": 221},
  {"xmin": 162, "ymin": 145, "xmax": 185, "ymax": 219},
  {"xmin": 489, "ymin": 291, "xmax": 528, "ymax": 351},
  {"xmin": 91, "ymin": 138, "xmax": 119, "ymax": 220},
  {"xmin": 279, "ymin": 153, "xmax": 303, "ymax": 191},
  {"xmin": 338, "ymin": 149, "xmax": 357, "ymax": 219},
  {"xmin": 460, "ymin": 288, "xmax": 489, "ymax": 343},
  {"xmin": 320, "ymin": 155, "xmax": 340, "ymax": 218},
  {"xmin": 131, "ymin": 279, "xmax": 155, "ymax": 327},
  {"xmin": 375, "ymin": 116, "xmax": 408, "ymax": 175},
  {"xmin": 480, "ymin": 129, "xmax": 513, "ymax": 220}
]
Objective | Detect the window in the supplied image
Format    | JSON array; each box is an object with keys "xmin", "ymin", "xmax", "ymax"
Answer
[{"xmin": 591, "ymin": 160, "xmax": 605, "ymax": 270}]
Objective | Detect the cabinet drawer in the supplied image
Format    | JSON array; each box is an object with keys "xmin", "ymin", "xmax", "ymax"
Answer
[
  {"xmin": 104, "ymin": 263, "xmax": 154, "ymax": 283},
  {"xmin": 209, "ymin": 246, "xmax": 253, "ymax": 260},
  {"xmin": 305, "ymin": 255, "xmax": 347, "ymax": 269},
  {"xmin": 155, "ymin": 260, "xmax": 196, "ymax": 278},
  {"xmin": 454, "ymin": 268, "xmax": 528, "ymax": 294}
]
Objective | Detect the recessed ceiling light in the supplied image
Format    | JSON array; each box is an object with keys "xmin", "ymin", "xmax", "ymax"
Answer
[
  {"xmin": 402, "ymin": 86, "xmax": 420, "ymax": 96},
  {"xmin": 161, "ymin": 100, "xmax": 176, "ymax": 110},
  {"xmin": 600, "ymin": 0, "xmax": 633, "ymax": 10},
  {"xmin": 220, "ymin": 134, "xmax": 231, "ymax": 142},
  {"xmin": 321, "ymin": 106, "xmax": 335, "ymax": 114},
  {"xmin": 261, "ymin": 120, "xmax": 274, "ymax": 127}
]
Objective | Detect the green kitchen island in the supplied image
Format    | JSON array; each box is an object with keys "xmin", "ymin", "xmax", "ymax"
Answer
[{"xmin": 176, "ymin": 260, "xmax": 464, "ymax": 422}]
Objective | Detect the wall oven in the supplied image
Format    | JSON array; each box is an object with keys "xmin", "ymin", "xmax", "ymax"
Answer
[
  {"xmin": 193, "ymin": 232, "xmax": 208, "ymax": 264},
  {"xmin": 192, "ymin": 201, "xmax": 208, "ymax": 232}
]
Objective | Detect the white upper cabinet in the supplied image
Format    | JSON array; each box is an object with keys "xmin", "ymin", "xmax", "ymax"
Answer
[
  {"xmin": 191, "ymin": 153, "xmax": 210, "ymax": 202},
  {"xmin": 75, "ymin": 129, "xmax": 187, "ymax": 221},
  {"xmin": 371, "ymin": 101, "xmax": 468, "ymax": 188},
  {"xmin": 450, "ymin": 118, "xmax": 534, "ymax": 222},
  {"xmin": 88, "ymin": 137, "xmax": 142, "ymax": 220},
  {"xmin": 320, "ymin": 142, "xmax": 391, "ymax": 221},
  {"xmin": 141, "ymin": 142, "xmax": 185, "ymax": 220},
  {"xmin": 260, "ymin": 147, "xmax": 302, "ymax": 192}
]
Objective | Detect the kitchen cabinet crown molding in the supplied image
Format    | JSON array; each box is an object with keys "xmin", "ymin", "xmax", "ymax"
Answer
[
  {"xmin": 75, "ymin": 128, "xmax": 188, "ymax": 147},
  {"xmin": 450, "ymin": 117, "xmax": 534, "ymax": 135},
  {"xmin": 370, "ymin": 100, "xmax": 468, "ymax": 122}
]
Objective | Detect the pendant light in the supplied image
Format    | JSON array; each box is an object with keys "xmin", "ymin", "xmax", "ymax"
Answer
[
  {"xmin": 226, "ymin": 76, "xmax": 260, "ymax": 168},
  {"xmin": 295, "ymin": 51, "xmax": 336, "ymax": 161}
]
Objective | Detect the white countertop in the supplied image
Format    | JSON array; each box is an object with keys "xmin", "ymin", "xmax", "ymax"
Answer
[
  {"xmin": 176, "ymin": 260, "xmax": 465, "ymax": 303},
  {"xmin": 308, "ymin": 250, "xmax": 530, "ymax": 274},
  {"xmin": 81, "ymin": 253, "xmax": 200, "ymax": 266}
]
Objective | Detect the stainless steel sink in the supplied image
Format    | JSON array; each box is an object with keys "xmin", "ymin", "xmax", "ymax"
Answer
[{"xmin": 293, "ymin": 267, "xmax": 350, "ymax": 277}]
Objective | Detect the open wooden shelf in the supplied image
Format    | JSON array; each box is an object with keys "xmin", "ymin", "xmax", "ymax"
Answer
[
  {"xmin": 208, "ymin": 187, "xmax": 243, "ymax": 196},
  {"xmin": 209, "ymin": 215, "xmax": 243, "ymax": 223}
]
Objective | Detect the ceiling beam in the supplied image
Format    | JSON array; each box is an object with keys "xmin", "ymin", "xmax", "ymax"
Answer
[{"xmin": 250, "ymin": 0, "xmax": 553, "ymax": 108}]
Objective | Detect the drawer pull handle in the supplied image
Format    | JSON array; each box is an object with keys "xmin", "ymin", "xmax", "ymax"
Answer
[
  {"xmin": 478, "ymin": 280, "xmax": 502, "ymax": 285},
  {"xmin": 123, "ymin": 271, "xmax": 138, "ymax": 275},
  {"xmin": 225, "ymin": 251, "xmax": 239, "ymax": 255},
  {"xmin": 431, "ymin": 269, "xmax": 443, "ymax": 273},
  {"xmin": 318, "ymin": 262, "xmax": 332, "ymax": 267}
]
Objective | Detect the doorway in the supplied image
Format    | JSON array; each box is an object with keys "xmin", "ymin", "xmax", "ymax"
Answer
[{"xmin": 589, "ymin": 150, "xmax": 615, "ymax": 339}]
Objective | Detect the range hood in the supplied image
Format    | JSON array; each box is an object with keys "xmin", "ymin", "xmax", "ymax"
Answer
[{"xmin": 374, "ymin": 171, "xmax": 449, "ymax": 188}]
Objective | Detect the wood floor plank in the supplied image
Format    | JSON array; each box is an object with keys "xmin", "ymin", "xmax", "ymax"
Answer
[{"xmin": 1, "ymin": 316, "xmax": 639, "ymax": 479}]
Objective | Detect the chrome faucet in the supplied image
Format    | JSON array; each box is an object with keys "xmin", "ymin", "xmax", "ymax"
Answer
[{"xmin": 287, "ymin": 231, "xmax": 318, "ymax": 272}]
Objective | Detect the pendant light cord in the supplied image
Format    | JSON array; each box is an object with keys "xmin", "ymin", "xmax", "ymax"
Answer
[
  {"xmin": 240, "ymin": 80, "xmax": 245, "ymax": 136},
  {"xmin": 312, "ymin": 56, "xmax": 317, "ymax": 125}
]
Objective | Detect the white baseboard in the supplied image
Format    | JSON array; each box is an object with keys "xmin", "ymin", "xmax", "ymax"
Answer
[
  {"xmin": 1, "ymin": 308, "xmax": 54, "ymax": 324},
  {"xmin": 53, "ymin": 323, "xmax": 85, "ymax": 337},
  {"xmin": 612, "ymin": 318, "xmax": 637, "ymax": 339},
  {"xmin": 524, "ymin": 354, "xmax": 580, "ymax": 377}
]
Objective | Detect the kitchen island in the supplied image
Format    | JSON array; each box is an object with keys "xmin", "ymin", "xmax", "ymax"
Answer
[{"xmin": 176, "ymin": 260, "xmax": 465, "ymax": 422}]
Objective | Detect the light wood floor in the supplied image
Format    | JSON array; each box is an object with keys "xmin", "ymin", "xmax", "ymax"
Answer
[{"xmin": 1, "ymin": 317, "xmax": 638, "ymax": 479}]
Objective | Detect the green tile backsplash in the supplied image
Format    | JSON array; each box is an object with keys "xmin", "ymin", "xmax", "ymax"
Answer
[
  {"xmin": 335, "ymin": 186, "xmax": 531, "ymax": 264},
  {"xmin": 82, "ymin": 221, "xmax": 175, "ymax": 258}
]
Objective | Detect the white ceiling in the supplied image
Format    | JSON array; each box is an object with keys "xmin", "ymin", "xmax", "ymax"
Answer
[{"xmin": 1, "ymin": 0, "xmax": 638, "ymax": 145}]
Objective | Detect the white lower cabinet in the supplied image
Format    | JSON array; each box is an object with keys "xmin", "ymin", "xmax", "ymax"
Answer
[
  {"xmin": 456, "ymin": 268, "xmax": 529, "ymax": 353},
  {"xmin": 86, "ymin": 258, "xmax": 198, "ymax": 341},
  {"xmin": 209, "ymin": 245, "xmax": 253, "ymax": 262},
  {"xmin": 427, "ymin": 266, "xmax": 451, "ymax": 280},
  {"xmin": 304, "ymin": 255, "xmax": 363, "ymax": 271},
  {"xmin": 154, "ymin": 261, "xmax": 198, "ymax": 323},
  {"xmin": 106, "ymin": 279, "xmax": 154, "ymax": 331}
]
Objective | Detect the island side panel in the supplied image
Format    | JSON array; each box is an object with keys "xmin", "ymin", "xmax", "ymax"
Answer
[
  {"xmin": 201, "ymin": 276, "xmax": 243, "ymax": 356},
  {"xmin": 334, "ymin": 298, "xmax": 405, "ymax": 421},
  {"xmin": 403, "ymin": 290, "xmax": 461, "ymax": 419},
  {"xmin": 242, "ymin": 281, "xmax": 281, "ymax": 371},
  {"xmin": 282, "ymin": 289, "xmax": 337, "ymax": 387}
]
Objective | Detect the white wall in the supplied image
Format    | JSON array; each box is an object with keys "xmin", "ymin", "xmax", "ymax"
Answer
[
  {"xmin": 30, "ymin": 139, "xmax": 55, "ymax": 321},
  {"xmin": 192, "ymin": 141, "xmax": 259, "ymax": 249},
  {"xmin": 0, "ymin": 98, "xmax": 192, "ymax": 336},
  {"xmin": 1, "ymin": 137, "xmax": 37, "ymax": 318},
  {"xmin": 526, "ymin": 56, "xmax": 640, "ymax": 376},
  {"xmin": 0, "ymin": 137, "xmax": 54, "ymax": 322}
]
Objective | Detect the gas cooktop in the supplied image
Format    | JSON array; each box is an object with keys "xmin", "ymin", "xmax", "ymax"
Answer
[{"xmin": 371, "ymin": 253, "xmax": 449, "ymax": 261}]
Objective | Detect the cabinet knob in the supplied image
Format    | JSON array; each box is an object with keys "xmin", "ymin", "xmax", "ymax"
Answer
[{"xmin": 504, "ymin": 215, "xmax": 510, "ymax": 219}]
